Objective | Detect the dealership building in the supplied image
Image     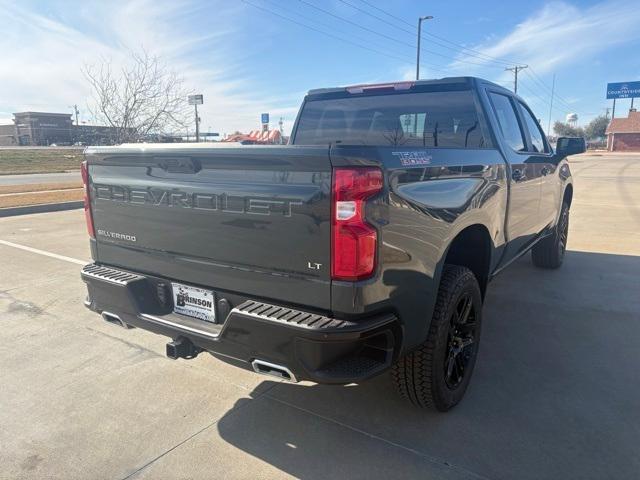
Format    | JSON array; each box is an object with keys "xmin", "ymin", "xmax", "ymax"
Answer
[{"xmin": 0, "ymin": 112, "xmax": 119, "ymax": 146}]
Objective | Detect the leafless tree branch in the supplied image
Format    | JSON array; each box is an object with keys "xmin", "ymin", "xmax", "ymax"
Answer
[{"xmin": 83, "ymin": 50, "xmax": 191, "ymax": 143}]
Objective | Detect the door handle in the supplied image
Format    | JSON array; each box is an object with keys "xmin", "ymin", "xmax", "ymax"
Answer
[
  {"xmin": 512, "ymin": 169, "xmax": 525, "ymax": 181},
  {"xmin": 541, "ymin": 166, "xmax": 550, "ymax": 176}
]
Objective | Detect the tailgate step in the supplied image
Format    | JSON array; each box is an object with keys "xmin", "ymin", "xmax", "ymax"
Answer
[
  {"xmin": 82, "ymin": 264, "xmax": 143, "ymax": 285},
  {"xmin": 236, "ymin": 300, "xmax": 350, "ymax": 330}
]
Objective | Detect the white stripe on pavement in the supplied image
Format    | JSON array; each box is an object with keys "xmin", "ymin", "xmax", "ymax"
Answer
[{"xmin": 0, "ymin": 239, "xmax": 87, "ymax": 266}]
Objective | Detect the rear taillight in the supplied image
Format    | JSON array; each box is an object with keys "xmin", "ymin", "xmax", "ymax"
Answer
[
  {"xmin": 80, "ymin": 161, "xmax": 95, "ymax": 238},
  {"xmin": 331, "ymin": 167, "xmax": 383, "ymax": 281}
]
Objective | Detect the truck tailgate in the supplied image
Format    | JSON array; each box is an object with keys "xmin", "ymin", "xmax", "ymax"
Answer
[{"xmin": 86, "ymin": 145, "xmax": 332, "ymax": 310}]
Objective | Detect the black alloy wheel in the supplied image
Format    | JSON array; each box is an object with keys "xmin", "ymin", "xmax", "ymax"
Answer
[{"xmin": 444, "ymin": 293, "xmax": 478, "ymax": 390}]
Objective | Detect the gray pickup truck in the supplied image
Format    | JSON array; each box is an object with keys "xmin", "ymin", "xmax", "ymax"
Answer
[{"xmin": 80, "ymin": 77, "xmax": 585, "ymax": 411}]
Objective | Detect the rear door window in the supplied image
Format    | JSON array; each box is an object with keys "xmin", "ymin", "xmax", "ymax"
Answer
[
  {"xmin": 294, "ymin": 89, "xmax": 490, "ymax": 148},
  {"xmin": 488, "ymin": 92, "xmax": 525, "ymax": 152}
]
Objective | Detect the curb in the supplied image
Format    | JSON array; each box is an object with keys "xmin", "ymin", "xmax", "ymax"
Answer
[{"xmin": 0, "ymin": 201, "xmax": 83, "ymax": 218}]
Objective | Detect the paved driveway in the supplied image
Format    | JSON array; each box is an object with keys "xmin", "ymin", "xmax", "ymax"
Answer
[{"xmin": 1, "ymin": 153, "xmax": 639, "ymax": 479}]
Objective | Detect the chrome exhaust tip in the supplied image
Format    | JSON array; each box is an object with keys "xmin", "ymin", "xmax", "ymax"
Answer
[
  {"xmin": 251, "ymin": 359, "xmax": 298, "ymax": 383},
  {"xmin": 101, "ymin": 311, "xmax": 132, "ymax": 329}
]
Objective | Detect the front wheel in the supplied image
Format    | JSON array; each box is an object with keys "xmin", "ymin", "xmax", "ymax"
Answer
[
  {"xmin": 532, "ymin": 201, "xmax": 569, "ymax": 269},
  {"xmin": 392, "ymin": 265, "xmax": 483, "ymax": 411}
]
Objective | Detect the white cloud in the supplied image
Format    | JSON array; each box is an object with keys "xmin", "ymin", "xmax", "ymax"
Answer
[
  {"xmin": 0, "ymin": 0, "xmax": 300, "ymax": 135},
  {"xmin": 450, "ymin": 1, "xmax": 640, "ymax": 75}
]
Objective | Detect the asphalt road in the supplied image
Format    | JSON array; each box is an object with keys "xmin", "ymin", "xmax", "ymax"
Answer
[
  {"xmin": 1, "ymin": 153, "xmax": 639, "ymax": 479},
  {"xmin": 0, "ymin": 171, "xmax": 80, "ymax": 185}
]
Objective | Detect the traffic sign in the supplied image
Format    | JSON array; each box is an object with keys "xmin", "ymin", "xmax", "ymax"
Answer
[{"xmin": 188, "ymin": 94, "xmax": 204, "ymax": 105}]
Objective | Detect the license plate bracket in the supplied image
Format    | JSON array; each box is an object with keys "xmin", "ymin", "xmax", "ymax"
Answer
[{"xmin": 171, "ymin": 282, "xmax": 216, "ymax": 323}]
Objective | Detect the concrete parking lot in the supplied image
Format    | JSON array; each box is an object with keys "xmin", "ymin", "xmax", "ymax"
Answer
[{"xmin": 1, "ymin": 153, "xmax": 639, "ymax": 479}]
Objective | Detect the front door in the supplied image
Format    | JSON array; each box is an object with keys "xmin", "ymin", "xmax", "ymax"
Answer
[
  {"xmin": 486, "ymin": 91, "xmax": 543, "ymax": 260},
  {"xmin": 516, "ymin": 100, "xmax": 559, "ymax": 230}
]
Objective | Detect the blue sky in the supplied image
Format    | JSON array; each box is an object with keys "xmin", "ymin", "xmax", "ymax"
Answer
[{"xmin": 1, "ymin": 0, "xmax": 639, "ymax": 135}]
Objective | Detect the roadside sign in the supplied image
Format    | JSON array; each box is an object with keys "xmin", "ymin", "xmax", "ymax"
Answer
[
  {"xmin": 188, "ymin": 94, "xmax": 204, "ymax": 105},
  {"xmin": 606, "ymin": 82, "xmax": 640, "ymax": 99},
  {"xmin": 261, "ymin": 113, "xmax": 269, "ymax": 124}
]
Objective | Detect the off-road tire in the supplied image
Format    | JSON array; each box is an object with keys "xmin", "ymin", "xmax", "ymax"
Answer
[
  {"xmin": 532, "ymin": 201, "xmax": 569, "ymax": 269},
  {"xmin": 392, "ymin": 265, "xmax": 483, "ymax": 411}
]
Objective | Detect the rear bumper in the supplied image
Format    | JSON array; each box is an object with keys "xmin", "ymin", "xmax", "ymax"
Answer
[{"xmin": 81, "ymin": 263, "xmax": 398, "ymax": 384}]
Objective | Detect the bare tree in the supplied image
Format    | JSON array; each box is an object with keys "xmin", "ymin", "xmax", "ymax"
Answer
[{"xmin": 83, "ymin": 50, "xmax": 191, "ymax": 143}]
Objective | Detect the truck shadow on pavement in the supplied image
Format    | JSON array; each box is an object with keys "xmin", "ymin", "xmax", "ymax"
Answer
[{"xmin": 215, "ymin": 250, "xmax": 640, "ymax": 480}]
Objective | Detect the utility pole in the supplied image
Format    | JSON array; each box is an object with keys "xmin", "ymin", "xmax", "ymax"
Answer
[
  {"xmin": 505, "ymin": 65, "xmax": 528, "ymax": 94},
  {"xmin": 547, "ymin": 73, "xmax": 556, "ymax": 136},
  {"xmin": 416, "ymin": 15, "xmax": 434, "ymax": 80}
]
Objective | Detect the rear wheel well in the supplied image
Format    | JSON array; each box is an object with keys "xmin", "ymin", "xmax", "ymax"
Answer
[
  {"xmin": 563, "ymin": 184, "xmax": 573, "ymax": 208},
  {"xmin": 443, "ymin": 225, "xmax": 492, "ymax": 298}
]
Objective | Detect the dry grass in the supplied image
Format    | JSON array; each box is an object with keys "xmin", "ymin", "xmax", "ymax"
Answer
[
  {"xmin": 0, "ymin": 189, "xmax": 83, "ymax": 208},
  {"xmin": 0, "ymin": 148, "xmax": 84, "ymax": 175},
  {"xmin": 0, "ymin": 181, "xmax": 82, "ymax": 195}
]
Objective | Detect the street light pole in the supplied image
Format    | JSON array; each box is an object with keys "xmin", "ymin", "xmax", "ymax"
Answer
[
  {"xmin": 416, "ymin": 16, "xmax": 434, "ymax": 81},
  {"xmin": 195, "ymin": 103, "xmax": 199, "ymax": 143}
]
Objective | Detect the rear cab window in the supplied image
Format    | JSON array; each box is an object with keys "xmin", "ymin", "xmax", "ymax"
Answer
[{"xmin": 293, "ymin": 86, "xmax": 492, "ymax": 149}]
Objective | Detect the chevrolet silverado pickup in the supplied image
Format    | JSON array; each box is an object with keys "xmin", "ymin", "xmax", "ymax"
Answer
[{"xmin": 81, "ymin": 77, "xmax": 585, "ymax": 411}]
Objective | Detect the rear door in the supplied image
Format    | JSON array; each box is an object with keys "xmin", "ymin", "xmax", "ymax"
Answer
[
  {"xmin": 87, "ymin": 145, "xmax": 332, "ymax": 310},
  {"xmin": 486, "ymin": 91, "xmax": 543, "ymax": 257}
]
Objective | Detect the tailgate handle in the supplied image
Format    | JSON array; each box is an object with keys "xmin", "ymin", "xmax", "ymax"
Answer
[{"xmin": 158, "ymin": 157, "xmax": 200, "ymax": 173}]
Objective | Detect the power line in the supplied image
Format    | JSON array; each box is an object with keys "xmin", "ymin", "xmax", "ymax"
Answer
[
  {"xmin": 518, "ymin": 83, "xmax": 589, "ymax": 121},
  {"xmin": 297, "ymin": 0, "xmax": 414, "ymax": 49},
  {"xmin": 293, "ymin": 0, "xmax": 456, "ymax": 73},
  {"xmin": 342, "ymin": 0, "xmax": 520, "ymax": 67},
  {"xmin": 248, "ymin": 0, "xmax": 582, "ymax": 115},
  {"xmin": 331, "ymin": 0, "xmax": 506, "ymax": 68},
  {"xmin": 524, "ymin": 68, "xmax": 575, "ymax": 110},
  {"xmin": 245, "ymin": 0, "xmax": 453, "ymax": 76},
  {"xmin": 342, "ymin": 0, "xmax": 586, "ymax": 112},
  {"xmin": 264, "ymin": 0, "xmax": 418, "ymax": 61},
  {"xmin": 241, "ymin": 0, "xmax": 415, "ymax": 64}
]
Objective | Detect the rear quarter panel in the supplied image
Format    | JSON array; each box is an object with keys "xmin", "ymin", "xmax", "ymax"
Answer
[{"xmin": 330, "ymin": 146, "xmax": 508, "ymax": 352}]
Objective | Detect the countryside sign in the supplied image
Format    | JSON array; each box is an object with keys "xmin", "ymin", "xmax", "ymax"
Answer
[{"xmin": 606, "ymin": 81, "xmax": 640, "ymax": 99}]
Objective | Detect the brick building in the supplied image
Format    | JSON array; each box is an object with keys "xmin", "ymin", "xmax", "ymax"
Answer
[
  {"xmin": 606, "ymin": 110, "xmax": 640, "ymax": 151},
  {"xmin": 0, "ymin": 112, "xmax": 73, "ymax": 146},
  {"xmin": 0, "ymin": 112, "xmax": 119, "ymax": 146}
]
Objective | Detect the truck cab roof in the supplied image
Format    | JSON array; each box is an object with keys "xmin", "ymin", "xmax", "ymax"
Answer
[{"xmin": 306, "ymin": 76, "xmax": 509, "ymax": 98}]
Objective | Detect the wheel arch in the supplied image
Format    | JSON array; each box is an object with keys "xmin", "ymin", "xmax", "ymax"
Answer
[
  {"xmin": 563, "ymin": 183, "xmax": 573, "ymax": 208},
  {"xmin": 442, "ymin": 224, "xmax": 493, "ymax": 298}
]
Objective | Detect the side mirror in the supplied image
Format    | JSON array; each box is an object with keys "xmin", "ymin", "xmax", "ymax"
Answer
[{"xmin": 555, "ymin": 137, "xmax": 586, "ymax": 158}]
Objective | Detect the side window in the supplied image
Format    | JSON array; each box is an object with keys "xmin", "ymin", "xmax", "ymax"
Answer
[
  {"xmin": 488, "ymin": 92, "xmax": 525, "ymax": 152},
  {"xmin": 519, "ymin": 102, "xmax": 549, "ymax": 153}
]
